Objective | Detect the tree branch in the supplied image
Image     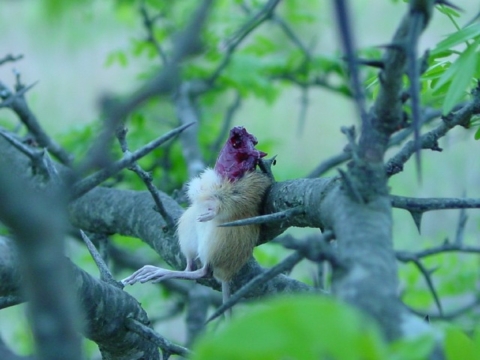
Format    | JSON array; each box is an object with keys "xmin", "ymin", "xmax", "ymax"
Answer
[
  {"xmin": 72, "ymin": 122, "xmax": 194, "ymax": 199},
  {"xmin": 386, "ymin": 89, "xmax": 480, "ymax": 176},
  {"xmin": 0, "ymin": 81, "xmax": 72, "ymax": 165},
  {"xmin": 391, "ymin": 195, "xmax": 480, "ymax": 213}
]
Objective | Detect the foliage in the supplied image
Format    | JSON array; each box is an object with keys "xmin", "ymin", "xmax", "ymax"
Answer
[{"xmin": 194, "ymin": 296, "xmax": 389, "ymax": 360}]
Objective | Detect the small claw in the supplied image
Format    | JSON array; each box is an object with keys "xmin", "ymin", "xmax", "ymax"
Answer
[
  {"xmin": 122, "ymin": 265, "xmax": 168, "ymax": 285},
  {"xmin": 197, "ymin": 209, "xmax": 215, "ymax": 222}
]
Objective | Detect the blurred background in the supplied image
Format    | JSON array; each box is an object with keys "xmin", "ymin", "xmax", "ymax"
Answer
[{"xmin": 1, "ymin": 0, "xmax": 479, "ymax": 357}]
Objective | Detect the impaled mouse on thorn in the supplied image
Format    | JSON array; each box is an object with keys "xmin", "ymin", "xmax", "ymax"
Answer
[{"xmin": 122, "ymin": 126, "xmax": 272, "ymax": 311}]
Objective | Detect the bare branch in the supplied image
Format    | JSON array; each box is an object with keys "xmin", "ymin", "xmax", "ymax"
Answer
[
  {"xmin": 0, "ymin": 128, "xmax": 61, "ymax": 184},
  {"xmin": 409, "ymin": 296, "xmax": 480, "ymax": 321},
  {"xmin": 391, "ymin": 195, "xmax": 480, "ymax": 213},
  {"xmin": 396, "ymin": 243, "xmax": 480, "ymax": 260},
  {"xmin": 72, "ymin": 122, "xmax": 194, "ymax": 200},
  {"xmin": 80, "ymin": 230, "xmax": 120, "ymax": 286},
  {"xmin": 207, "ymin": 251, "xmax": 305, "ymax": 323},
  {"xmin": 386, "ymin": 90, "xmax": 480, "ymax": 176},
  {"xmin": 125, "ymin": 317, "xmax": 192, "ymax": 358},
  {"xmin": 116, "ymin": 127, "xmax": 176, "ymax": 229},
  {"xmin": 175, "ymin": 83, "xmax": 205, "ymax": 177},
  {"xmin": 396, "ymin": 253, "xmax": 443, "ymax": 316},
  {"xmin": 0, "ymin": 54, "xmax": 23, "ymax": 66},
  {"xmin": 139, "ymin": 2, "xmax": 168, "ymax": 64},
  {"xmin": 332, "ymin": 0, "xmax": 367, "ymax": 126},
  {"xmin": 307, "ymin": 151, "xmax": 351, "ymax": 178},
  {"xmin": 405, "ymin": 1, "xmax": 432, "ymax": 179},
  {"xmin": 208, "ymin": 0, "xmax": 281, "ymax": 85},
  {"xmin": 0, "ymin": 81, "xmax": 72, "ymax": 165},
  {"xmin": 210, "ymin": 91, "xmax": 242, "ymax": 159}
]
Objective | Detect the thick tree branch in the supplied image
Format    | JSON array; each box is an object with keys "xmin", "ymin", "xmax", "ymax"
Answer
[
  {"xmin": 125, "ymin": 318, "xmax": 191, "ymax": 358},
  {"xmin": 0, "ymin": 236, "xmax": 160, "ymax": 360},
  {"xmin": 0, "ymin": 155, "xmax": 81, "ymax": 360}
]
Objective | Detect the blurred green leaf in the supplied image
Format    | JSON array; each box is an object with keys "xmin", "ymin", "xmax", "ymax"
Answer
[
  {"xmin": 433, "ymin": 39, "xmax": 479, "ymax": 114},
  {"xmin": 475, "ymin": 127, "xmax": 480, "ymax": 140},
  {"xmin": 431, "ymin": 23, "xmax": 480, "ymax": 55},
  {"xmin": 389, "ymin": 334, "xmax": 436, "ymax": 360},
  {"xmin": 193, "ymin": 295, "xmax": 387, "ymax": 360},
  {"xmin": 444, "ymin": 326, "xmax": 479, "ymax": 360},
  {"xmin": 435, "ymin": 4, "xmax": 461, "ymax": 19}
]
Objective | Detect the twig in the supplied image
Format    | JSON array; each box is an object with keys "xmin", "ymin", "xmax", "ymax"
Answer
[
  {"xmin": 307, "ymin": 152, "xmax": 351, "ymax": 178},
  {"xmin": 454, "ymin": 207, "xmax": 468, "ymax": 245},
  {"xmin": 210, "ymin": 91, "xmax": 242, "ymax": 159},
  {"xmin": 405, "ymin": 1, "xmax": 432, "ymax": 180},
  {"xmin": 140, "ymin": 1, "xmax": 168, "ymax": 64},
  {"xmin": 0, "ymin": 81, "xmax": 73, "ymax": 165},
  {"xmin": 396, "ymin": 243, "xmax": 480, "ymax": 260},
  {"xmin": 79, "ymin": 230, "xmax": 121, "ymax": 287},
  {"xmin": 207, "ymin": 231, "xmax": 335, "ymax": 323},
  {"xmin": 72, "ymin": 122, "xmax": 194, "ymax": 199},
  {"xmin": 332, "ymin": 0, "xmax": 367, "ymax": 126},
  {"xmin": 125, "ymin": 317, "xmax": 192, "ymax": 358},
  {"xmin": 175, "ymin": 82, "xmax": 205, "ymax": 178},
  {"xmin": 408, "ymin": 296, "xmax": 480, "ymax": 321},
  {"xmin": 275, "ymin": 232, "xmax": 339, "ymax": 269},
  {"xmin": 206, "ymin": 251, "xmax": 305, "ymax": 323},
  {"xmin": 0, "ymin": 128, "xmax": 61, "ymax": 184},
  {"xmin": 387, "ymin": 106, "xmax": 444, "ymax": 148},
  {"xmin": 0, "ymin": 54, "xmax": 23, "ymax": 66},
  {"xmin": 396, "ymin": 253, "xmax": 443, "ymax": 316},
  {"xmin": 208, "ymin": 0, "xmax": 281, "ymax": 85},
  {"xmin": 386, "ymin": 91, "xmax": 480, "ymax": 176},
  {"xmin": 116, "ymin": 127, "xmax": 176, "ymax": 229},
  {"xmin": 391, "ymin": 195, "xmax": 480, "ymax": 213},
  {"xmin": 218, "ymin": 206, "xmax": 304, "ymax": 227},
  {"xmin": 272, "ymin": 73, "xmax": 351, "ymax": 98},
  {"xmin": 297, "ymin": 86, "xmax": 309, "ymax": 135}
]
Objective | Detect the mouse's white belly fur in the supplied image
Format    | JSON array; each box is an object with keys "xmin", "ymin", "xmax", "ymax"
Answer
[{"xmin": 177, "ymin": 168, "xmax": 223, "ymax": 267}]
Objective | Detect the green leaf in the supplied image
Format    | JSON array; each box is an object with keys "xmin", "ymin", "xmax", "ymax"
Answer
[
  {"xmin": 474, "ymin": 127, "xmax": 480, "ymax": 140},
  {"xmin": 433, "ymin": 39, "xmax": 479, "ymax": 114},
  {"xmin": 444, "ymin": 326, "xmax": 479, "ymax": 360},
  {"xmin": 436, "ymin": 4, "xmax": 461, "ymax": 18},
  {"xmin": 431, "ymin": 23, "xmax": 480, "ymax": 55},
  {"xmin": 389, "ymin": 334, "xmax": 436, "ymax": 360},
  {"xmin": 193, "ymin": 295, "xmax": 388, "ymax": 360},
  {"xmin": 104, "ymin": 50, "xmax": 129, "ymax": 68}
]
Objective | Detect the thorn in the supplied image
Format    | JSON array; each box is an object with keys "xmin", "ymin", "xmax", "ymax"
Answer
[
  {"xmin": 338, "ymin": 168, "xmax": 364, "ymax": 204},
  {"xmin": 218, "ymin": 206, "xmax": 304, "ymax": 227},
  {"xmin": 409, "ymin": 210, "xmax": 423, "ymax": 234},
  {"xmin": 357, "ymin": 58, "xmax": 384, "ymax": 69}
]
